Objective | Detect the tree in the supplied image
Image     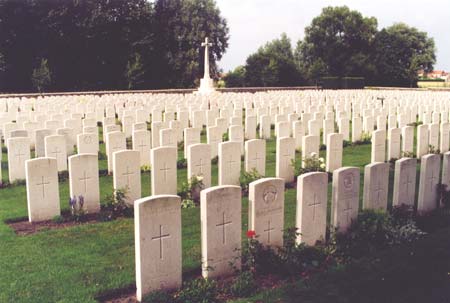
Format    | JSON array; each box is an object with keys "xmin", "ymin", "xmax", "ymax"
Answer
[
  {"xmin": 223, "ymin": 65, "xmax": 246, "ymax": 87},
  {"xmin": 245, "ymin": 33, "xmax": 301, "ymax": 87},
  {"xmin": 31, "ymin": 58, "xmax": 51, "ymax": 92},
  {"xmin": 0, "ymin": 53, "xmax": 5, "ymax": 91},
  {"xmin": 372, "ymin": 23, "xmax": 436, "ymax": 87},
  {"xmin": 295, "ymin": 6, "xmax": 378, "ymax": 81},
  {"xmin": 125, "ymin": 53, "xmax": 146, "ymax": 90}
]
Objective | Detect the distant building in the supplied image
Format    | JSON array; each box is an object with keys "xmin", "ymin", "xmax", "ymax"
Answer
[{"xmin": 419, "ymin": 70, "xmax": 449, "ymax": 82}]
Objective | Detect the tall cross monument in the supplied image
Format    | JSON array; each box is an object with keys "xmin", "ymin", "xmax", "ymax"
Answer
[{"xmin": 198, "ymin": 37, "xmax": 215, "ymax": 94}]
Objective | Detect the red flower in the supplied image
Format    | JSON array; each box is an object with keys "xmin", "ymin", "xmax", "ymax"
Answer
[{"xmin": 246, "ymin": 230, "xmax": 256, "ymax": 239}]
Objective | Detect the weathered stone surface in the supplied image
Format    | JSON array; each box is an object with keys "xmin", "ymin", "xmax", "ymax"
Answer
[
  {"xmin": 135, "ymin": 195, "xmax": 182, "ymax": 301},
  {"xmin": 68, "ymin": 154, "xmax": 100, "ymax": 213},
  {"xmin": 331, "ymin": 167, "xmax": 360, "ymax": 233},
  {"xmin": 296, "ymin": 172, "xmax": 328, "ymax": 246},
  {"xmin": 201, "ymin": 185, "xmax": 241, "ymax": 278},
  {"xmin": 249, "ymin": 178, "xmax": 284, "ymax": 247},
  {"xmin": 218, "ymin": 141, "xmax": 241, "ymax": 186},
  {"xmin": 151, "ymin": 146, "xmax": 177, "ymax": 195},
  {"xmin": 392, "ymin": 158, "xmax": 417, "ymax": 207},
  {"xmin": 244, "ymin": 139, "xmax": 266, "ymax": 176},
  {"xmin": 113, "ymin": 150, "xmax": 141, "ymax": 205},
  {"xmin": 26, "ymin": 158, "xmax": 60, "ymax": 222},
  {"xmin": 363, "ymin": 162, "xmax": 389, "ymax": 210},
  {"xmin": 418, "ymin": 154, "xmax": 441, "ymax": 213}
]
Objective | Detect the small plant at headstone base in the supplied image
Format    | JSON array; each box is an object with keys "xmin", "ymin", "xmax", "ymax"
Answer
[
  {"xmin": 222, "ymin": 131, "xmax": 229, "ymax": 141},
  {"xmin": 175, "ymin": 278, "xmax": 218, "ymax": 303},
  {"xmin": 69, "ymin": 195, "xmax": 87, "ymax": 222},
  {"xmin": 10, "ymin": 179, "xmax": 26, "ymax": 187},
  {"xmin": 177, "ymin": 158, "xmax": 187, "ymax": 169},
  {"xmin": 100, "ymin": 188, "xmax": 133, "ymax": 221},
  {"xmin": 401, "ymin": 151, "xmax": 416, "ymax": 158},
  {"xmin": 416, "ymin": 184, "xmax": 450, "ymax": 232},
  {"xmin": 239, "ymin": 169, "xmax": 263, "ymax": 195},
  {"xmin": 178, "ymin": 176, "xmax": 205, "ymax": 207},
  {"xmin": 140, "ymin": 164, "xmax": 151, "ymax": 173},
  {"xmin": 143, "ymin": 290, "xmax": 173, "ymax": 303},
  {"xmin": 51, "ymin": 215, "xmax": 65, "ymax": 224},
  {"xmin": 98, "ymin": 151, "xmax": 107, "ymax": 160},
  {"xmin": 343, "ymin": 140, "xmax": 351, "ymax": 148},
  {"xmin": 72, "ymin": 145, "xmax": 78, "ymax": 154},
  {"xmin": 58, "ymin": 170, "xmax": 69, "ymax": 182},
  {"xmin": 353, "ymin": 132, "xmax": 371, "ymax": 145},
  {"xmin": 177, "ymin": 141, "xmax": 184, "ymax": 151},
  {"xmin": 200, "ymin": 128, "xmax": 206, "ymax": 136},
  {"xmin": 428, "ymin": 144, "xmax": 440, "ymax": 154},
  {"xmin": 228, "ymin": 270, "xmax": 257, "ymax": 298},
  {"xmin": 292, "ymin": 153, "xmax": 325, "ymax": 176},
  {"xmin": 211, "ymin": 156, "xmax": 218, "ymax": 165},
  {"xmin": 276, "ymin": 227, "xmax": 331, "ymax": 278}
]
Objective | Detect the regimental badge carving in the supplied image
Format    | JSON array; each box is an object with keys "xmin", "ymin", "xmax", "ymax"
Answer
[
  {"xmin": 343, "ymin": 172, "xmax": 355, "ymax": 191},
  {"xmin": 83, "ymin": 135, "xmax": 92, "ymax": 144},
  {"xmin": 263, "ymin": 185, "xmax": 277, "ymax": 204}
]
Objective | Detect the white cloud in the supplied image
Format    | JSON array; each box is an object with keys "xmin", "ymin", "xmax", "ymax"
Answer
[{"xmin": 216, "ymin": 0, "xmax": 450, "ymax": 72}]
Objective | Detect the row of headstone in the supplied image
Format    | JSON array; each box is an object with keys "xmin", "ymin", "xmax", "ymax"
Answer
[{"xmin": 134, "ymin": 150, "xmax": 449, "ymax": 300}]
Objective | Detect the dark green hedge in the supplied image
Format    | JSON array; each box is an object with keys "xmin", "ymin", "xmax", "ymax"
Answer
[{"xmin": 320, "ymin": 77, "xmax": 365, "ymax": 89}]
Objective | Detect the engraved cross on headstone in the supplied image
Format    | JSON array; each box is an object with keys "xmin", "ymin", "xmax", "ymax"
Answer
[
  {"xmin": 137, "ymin": 140, "xmax": 147, "ymax": 153},
  {"xmin": 160, "ymin": 162, "xmax": 171, "ymax": 182},
  {"xmin": 227, "ymin": 156, "xmax": 237, "ymax": 172},
  {"xmin": 308, "ymin": 193, "xmax": 321, "ymax": 221},
  {"xmin": 428, "ymin": 169, "xmax": 438, "ymax": 189},
  {"xmin": 122, "ymin": 166, "xmax": 134, "ymax": 187},
  {"xmin": 36, "ymin": 176, "xmax": 50, "ymax": 198},
  {"xmin": 263, "ymin": 220, "xmax": 275, "ymax": 243},
  {"xmin": 342, "ymin": 199, "xmax": 353, "ymax": 223},
  {"xmin": 14, "ymin": 149, "xmax": 26, "ymax": 162},
  {"xmin": 374, "ymin": 180, "xmax": 385, "ymax": 206},
  {"xmin": 50, "ymin": 147, "xmax": 61, "ymax": 160},
  {"xmin": 216, "ymin": 212, "xmax": 232, "ymax": 244},
  {"xmin": 151, "ymin": 225, "xmax": 171, "ymax": 260},
  {"xmin": 195, "ymin": 158, "xmax": 206, "ymax": 174},
  {"xmin": 79, "ymin": 171, "xmax": 91, "ymax": 192}
]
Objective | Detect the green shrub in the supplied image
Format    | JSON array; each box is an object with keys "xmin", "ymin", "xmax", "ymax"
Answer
[
  {"xmin": 332, "ymin": 209, "xmax": 425, "ymax": 259},
  {"xmin": 292, "ymin": 153, "xmax": 325, "ymax": 176},
  {"xmin": 228, "ymin": 271, "xmax": 256, "ymax": 297},
  {"xmin": 176, "ymin": 278, "xmax": 218, "ymax": 303},
  {"xmin": 143, "ymin": 290, "xmax": 173, "ymax": 303},
  {"xmin": 222, "ymin": 131, "xmax": 229, "ymax": 141},
  {"xmin": 239, "ymin": 169, "xmax": 263, "ymax": 194},
  {"xmin": 52, "ymin": 215, "xmax": 65, "ymax": 224},
  {"xmin": 177, "ymin": 158, "xmax": 187, "ymax": 169},
  {"xmin": 178, "ymin": 176, "xmax": 205, "ymax": 206},
  {"xmin": 100, "ymin": 188, "xmax": 133, "ymax": 221},
  {"xmin": 98, "ymin": 151, "xmax": 107, "ymax": 160}
]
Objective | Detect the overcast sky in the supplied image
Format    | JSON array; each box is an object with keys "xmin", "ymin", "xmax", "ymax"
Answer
[{"xmin": 215, "ymin": 0, "xmax": 450, "ymax": 72}]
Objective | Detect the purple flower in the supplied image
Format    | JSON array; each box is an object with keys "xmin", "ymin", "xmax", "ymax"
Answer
[{"xmin": 69, "ymin": 196, "xmax": 76, "ymax": 209}]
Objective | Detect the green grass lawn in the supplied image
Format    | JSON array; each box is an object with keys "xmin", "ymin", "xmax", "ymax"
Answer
[{"xmin": 0, "ymin": 127, "xmax": 414, "ymax": 302}]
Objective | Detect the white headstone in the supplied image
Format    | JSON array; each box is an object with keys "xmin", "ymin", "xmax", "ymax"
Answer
[
  {"xmin": 113, "ymin": 150, "xmax": 141, "ymax": 205},
  {"xmin": 26, "ymin": 158, "xmax": 60, "ymax": 222},
  {"xmin": 151, "ymin": 147, "xmax": 177, "ymax": 195},
  {"xmin": 135, "ymin": 195, "xmax": 182, "ymax": 301},
  {"xmin": 331, "ymin": 167, "xmax": 360, "ymax": 233},
  {"xmin": 249, "ymin": 178, "xmax": 284, "ymax": 247},
  {"xmin": 296, "ymin": 172, "xmax": 328, "ymax": 245},
  {"xmin": 201, "ymin": 185, "xmax": 241, "ymax": 278},
  {"xmin": 392, "ymin": 158, "xmax": 417, "ymax": 207},
  {"xmin": 68, "ymin": 154, "xmax": 100, "ymax": 213}
]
